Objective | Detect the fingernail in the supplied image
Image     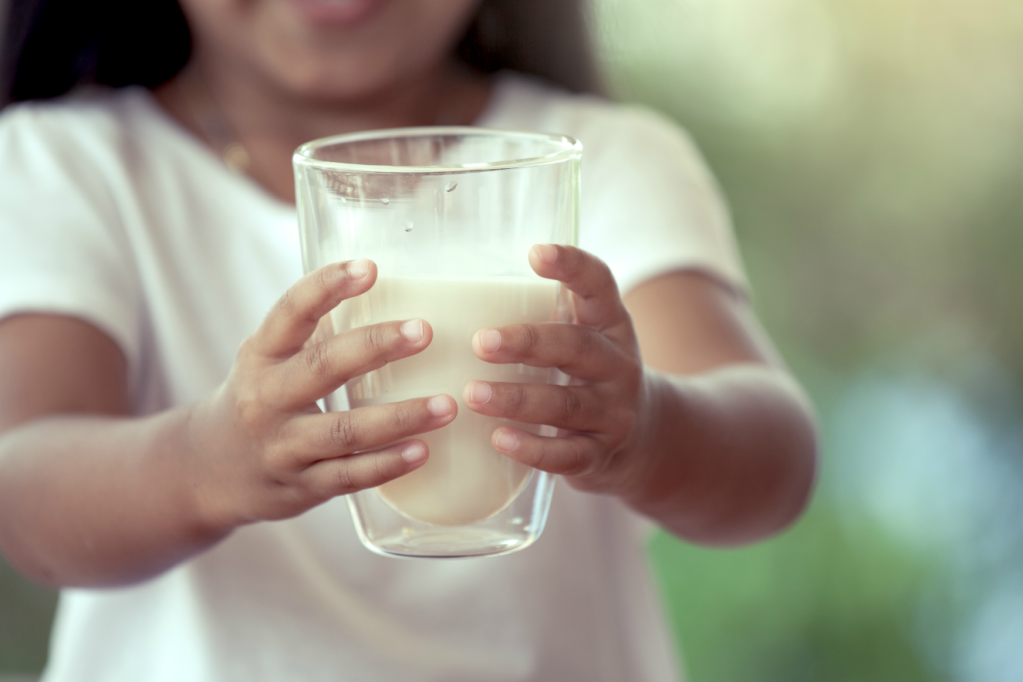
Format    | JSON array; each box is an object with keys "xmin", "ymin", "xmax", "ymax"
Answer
[
  {"xmin": 402, "ymin": 442, "xmax": 427, "ymax": 464},
  {"xmin": 348, "ymin": 258, "xmax": 370, "ymax": 279},
  {"xmin": 494, "ymin": 430, "xmax": 518, "ymax": 452},
  {"xmin": 535, "ymin": 244, "xmax": 558, "ymax": 265},
  {"xmin": 401, "ymin": 319, "xmax": 424, "ymax": 343},
  {"xmin": 479, "ymin": 329, "xmax": 502, "ymax": 353},
  {"xmin": 467, "ymin": 381, "xmax": 493, "ymax": 405},
  {"xmin": 427, "ymin": 395, "xmax": 453, "ymax": 417}
]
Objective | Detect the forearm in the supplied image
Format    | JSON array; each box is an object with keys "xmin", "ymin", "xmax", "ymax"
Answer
[
  {"xmin": 0, "ymin": 409, "xmax": 227, "ymax": 588},
  {"xmin": 620, "ymin": 363, "xmax": 817, "ymax": 546},
  {"xmin": 0, "ymin": 265, "xmax": 455, "ymax": 588}
]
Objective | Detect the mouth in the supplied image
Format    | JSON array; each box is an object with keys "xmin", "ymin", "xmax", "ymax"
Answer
[{"xmin": 285, "ymin": 0, "xmax": 386, "ymax": 26}]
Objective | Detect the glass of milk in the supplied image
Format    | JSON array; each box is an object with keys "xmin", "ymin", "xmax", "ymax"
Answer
[{"xmin": 293, "ymin": 128, "xmax": 581, "ymax": 558}]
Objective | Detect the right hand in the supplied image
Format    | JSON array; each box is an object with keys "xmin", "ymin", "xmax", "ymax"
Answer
[{"xmin": 185, "ymin": 258, "xmax": 456, "ymax": 530}]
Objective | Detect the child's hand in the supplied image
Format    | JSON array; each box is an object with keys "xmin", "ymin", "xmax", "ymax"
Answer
[
  {"xmin": 186, "ymin": 259, "xmax": 457, "ymax": 529},
  {"xmin": 463, "ymin": 245, "xmax": 651, "ymax": 498}
]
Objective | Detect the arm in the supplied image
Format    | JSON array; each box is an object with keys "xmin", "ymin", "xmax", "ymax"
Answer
[
  {"xmin": 0, "ymin": 318, "xmax": 222, "ymax": 586},
  {"xmin": 0, "ymin": 261, "xmax": 457, "ymax": 587},
  {"xmin": 618, "ymin": 269, "xmax": 817, "ymax": 544},
  {"xmin": 463, "ymin": 245, "xmax": 817, "ymax": 546}
]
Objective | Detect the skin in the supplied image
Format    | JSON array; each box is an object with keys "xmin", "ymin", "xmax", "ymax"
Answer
[
  {"xmin": 160, "ymin": 0, "xmax": 490, "ymax": 202},
  {"xmin": 0, "ymin": 0, "xmax": 817, "ymax": 587}
]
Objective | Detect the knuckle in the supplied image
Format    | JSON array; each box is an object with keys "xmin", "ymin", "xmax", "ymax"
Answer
[
  {"xmin": 363, "ymin": 325, "xmax": 391, "ymax": 355},
  {"xmin": 561, "ymin": 443, "xmax": 592, "ymax": 477},
  {"xmin": 329, "ymin": 413, "xmax": 361, "ymax": 451},
  {"xmin": 336, "ymin": 453, "xmax": 398, "ymax": 494},
  {"xmin": 371, "ymin": 455, "xmax": 397, "ymax": 485},
  {"xmin": 315, "ymin": 266, "xmax": 335, "ymax": 297},
  {"xmin": 303, "ymin": 342, "xmax": 333, "ymax": 378},
  {"xmin": 534, "ymin": 440, "xmax": 587, "ymax": 477},
  {"xmin": 526, "ymin": 444, "xmax": 549, "ymax": 471},
  {"xmin": 235, "ymin": 388, "xmax": 265, "ymax": 432},
  {"xmin": 505, "ymin": 384, "xmax": 527, "ymax": 413},
  {"xmin": 334, "ymin": 464, "xmax": 356, "ymax": 493},
  {"xmin": 521, "ymin": 324, "xmax": 543, "ymax": 354},
  {"xmin": 559, "ymin": 389, "xmax": 584, "ymax": 422},
  {"xmin": 391, "ymin": 403, "xmax": 416, "ymax": 432},
  {"xmin": 261, "ymin": 440, "xmax": 292, "ymax": 476}
]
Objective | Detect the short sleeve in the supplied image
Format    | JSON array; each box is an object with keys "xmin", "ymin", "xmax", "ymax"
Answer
[
  {"xmin": 0, "ymin": 100, "xmax": 142, "ymax": 369},
  {"xmin": 574, "ymin": 104, "xmax": 748, "ymax": 296}
]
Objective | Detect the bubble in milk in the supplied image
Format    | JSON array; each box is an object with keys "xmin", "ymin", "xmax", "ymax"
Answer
[
  {"xmin": 445, "ymin": 182, "xmax": 457, "ymax": 193},
  {"xmin": 381, "ymin": 197, "xmax": 390, "ymax": 205},
  {"xmin": 404, "ymin": 221, "xmax": 414, "ymax": 232}
]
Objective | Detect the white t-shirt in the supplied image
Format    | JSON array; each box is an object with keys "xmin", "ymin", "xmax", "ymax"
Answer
[{"xmin": 0, "ymin": 72, "xmax": 745, "ymax": 682}]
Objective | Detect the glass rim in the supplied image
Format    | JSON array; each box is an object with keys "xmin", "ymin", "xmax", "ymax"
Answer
[{"xmin": 292, "ymin": 126, "xmax": 582, "ymax": 175}]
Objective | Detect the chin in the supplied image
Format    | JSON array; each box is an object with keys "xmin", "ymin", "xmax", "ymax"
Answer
[
  {"xmin": 267, "ymin": 61, "xmax": 410, "ymax": 103},
  {"xmin": 260, "ymin": 36, "xmax": 439, "ymax": 103},
  {"xmin": 283, "ymin": 0, "xmax": 389, "ymax": 27}
]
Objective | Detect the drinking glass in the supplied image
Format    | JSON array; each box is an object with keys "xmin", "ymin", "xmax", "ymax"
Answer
[{"xmin": 293, "ymin": 127, "xmax": 581, "ymax": 558}]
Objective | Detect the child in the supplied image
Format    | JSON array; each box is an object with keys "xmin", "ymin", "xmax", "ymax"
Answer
[{"xmin": 0, "ymin": 1, "xmax": 817, "ymax": 680}]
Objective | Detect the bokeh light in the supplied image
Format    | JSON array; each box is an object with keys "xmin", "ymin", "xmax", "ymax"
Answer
[{"xmin": 3, "ymin": 1, "xmax": 1023, "ymax": 679}]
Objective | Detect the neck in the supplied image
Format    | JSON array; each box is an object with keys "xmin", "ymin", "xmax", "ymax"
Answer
[{"xmin": 153, "ymin": 54, "xmax": 490, "ymax": 203}]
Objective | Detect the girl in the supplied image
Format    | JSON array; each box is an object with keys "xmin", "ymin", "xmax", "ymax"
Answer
[{"xmin": 0, "ymin": 0, "xmax": 817, "ymax": 680}]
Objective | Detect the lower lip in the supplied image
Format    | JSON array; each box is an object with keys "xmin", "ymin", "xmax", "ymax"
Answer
[{"xmin": 285, "ymin": 0, "xmax": 385, "ymax": 26}]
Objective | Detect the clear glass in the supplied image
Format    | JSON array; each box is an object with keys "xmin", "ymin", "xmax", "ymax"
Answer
[{"xmin": 293, "ymin": 127, "xmax": 581, "ymax": 559}]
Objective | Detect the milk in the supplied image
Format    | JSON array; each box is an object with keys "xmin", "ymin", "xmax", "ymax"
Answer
[{"xmin": 327, "ymin": 276, "xmax": 562, "ymax": 526}]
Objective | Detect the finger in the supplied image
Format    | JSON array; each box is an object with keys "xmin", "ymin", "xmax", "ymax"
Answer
[
  {"xmin": 463, "ymin": 381, "xmax": 607, "ymax": 433},
  {"xmin": 279, "ymin": 394, "xmax": 457, "ymax": 464},
  {"xmin": 304, "ymin": 314, "xmax": 336, "ymax": 351},
  {"xmin": 251, "ymin": 259, "xmax": 376, "ymax": 358},
  {"xmin": 489, "ymin": 426, "xmax": 600, "ymax": 478},
  {"xmin": 301, "ymin": 439, "xmax": 430, "ymax": 498},
  {"xmin": 270, "ymin": 318, "xmax": 432, "ymax": 408},
  {"xmin": 472, "ymin": 323, "xmax": 625, "ymax": 382},
  {"xmin": 528, "ymin": 245, "xmax": 630, "ymax": 331}
]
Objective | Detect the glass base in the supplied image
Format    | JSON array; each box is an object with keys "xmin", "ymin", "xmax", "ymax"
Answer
[
  {"xmin": 358, "ymin": 526, "xmax": 539, "ymax": 560},
  {"xmin": 346, "ymin": 470, "xmax": 555, "ymax": 559}
]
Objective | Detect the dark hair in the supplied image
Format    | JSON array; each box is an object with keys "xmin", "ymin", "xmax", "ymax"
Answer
[
  {"xmin": 457, "ymin": 0, "xmax": 602, "ymax": 95},
  {"xmin": 1, "ymin": 0, "xmax": 192, "ymax": 106},
  {"xmin": 1, "ymin": 0, "xmax": 602, "ymax": 109}
]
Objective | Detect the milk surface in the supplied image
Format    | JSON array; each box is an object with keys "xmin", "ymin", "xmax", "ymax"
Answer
[{"xmin": 327, "ymin": 276, "xmax": 562, "ymax": 526}]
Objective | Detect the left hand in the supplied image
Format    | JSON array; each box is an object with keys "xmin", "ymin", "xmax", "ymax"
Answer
[{"xmin": 462, "ymin": 244, "xmax": 652, "ymax": 496}]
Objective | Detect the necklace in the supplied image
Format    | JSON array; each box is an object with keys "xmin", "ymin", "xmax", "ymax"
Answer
[
  {"xmin": 174, "ymin": 69, "xmax": 252, "ymax": 174},
  {"xmin": 173, "ymin": 66, "xmax": 470, "ymax": 177}
]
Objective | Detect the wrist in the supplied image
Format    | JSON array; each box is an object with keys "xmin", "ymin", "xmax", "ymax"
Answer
[
  {"xmin": 166, "ymin": 400, "xmax": 237, "ymax": 544},
  {"xmin": 608, "ymin": 368, "xmax": 677, "ymax": 505},
  {"xmin": 612, "ymin": 368, "xmax": 723, "ymax": 529}
]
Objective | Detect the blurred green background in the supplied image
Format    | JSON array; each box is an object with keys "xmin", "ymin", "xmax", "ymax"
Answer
[
  {"xmin": 594, "ymin": 0, "xmax": 1023, "ymax": 680},
  {"xmin": 4, "ymin": 0, "xmax": 1023, "ymax": 680}
]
